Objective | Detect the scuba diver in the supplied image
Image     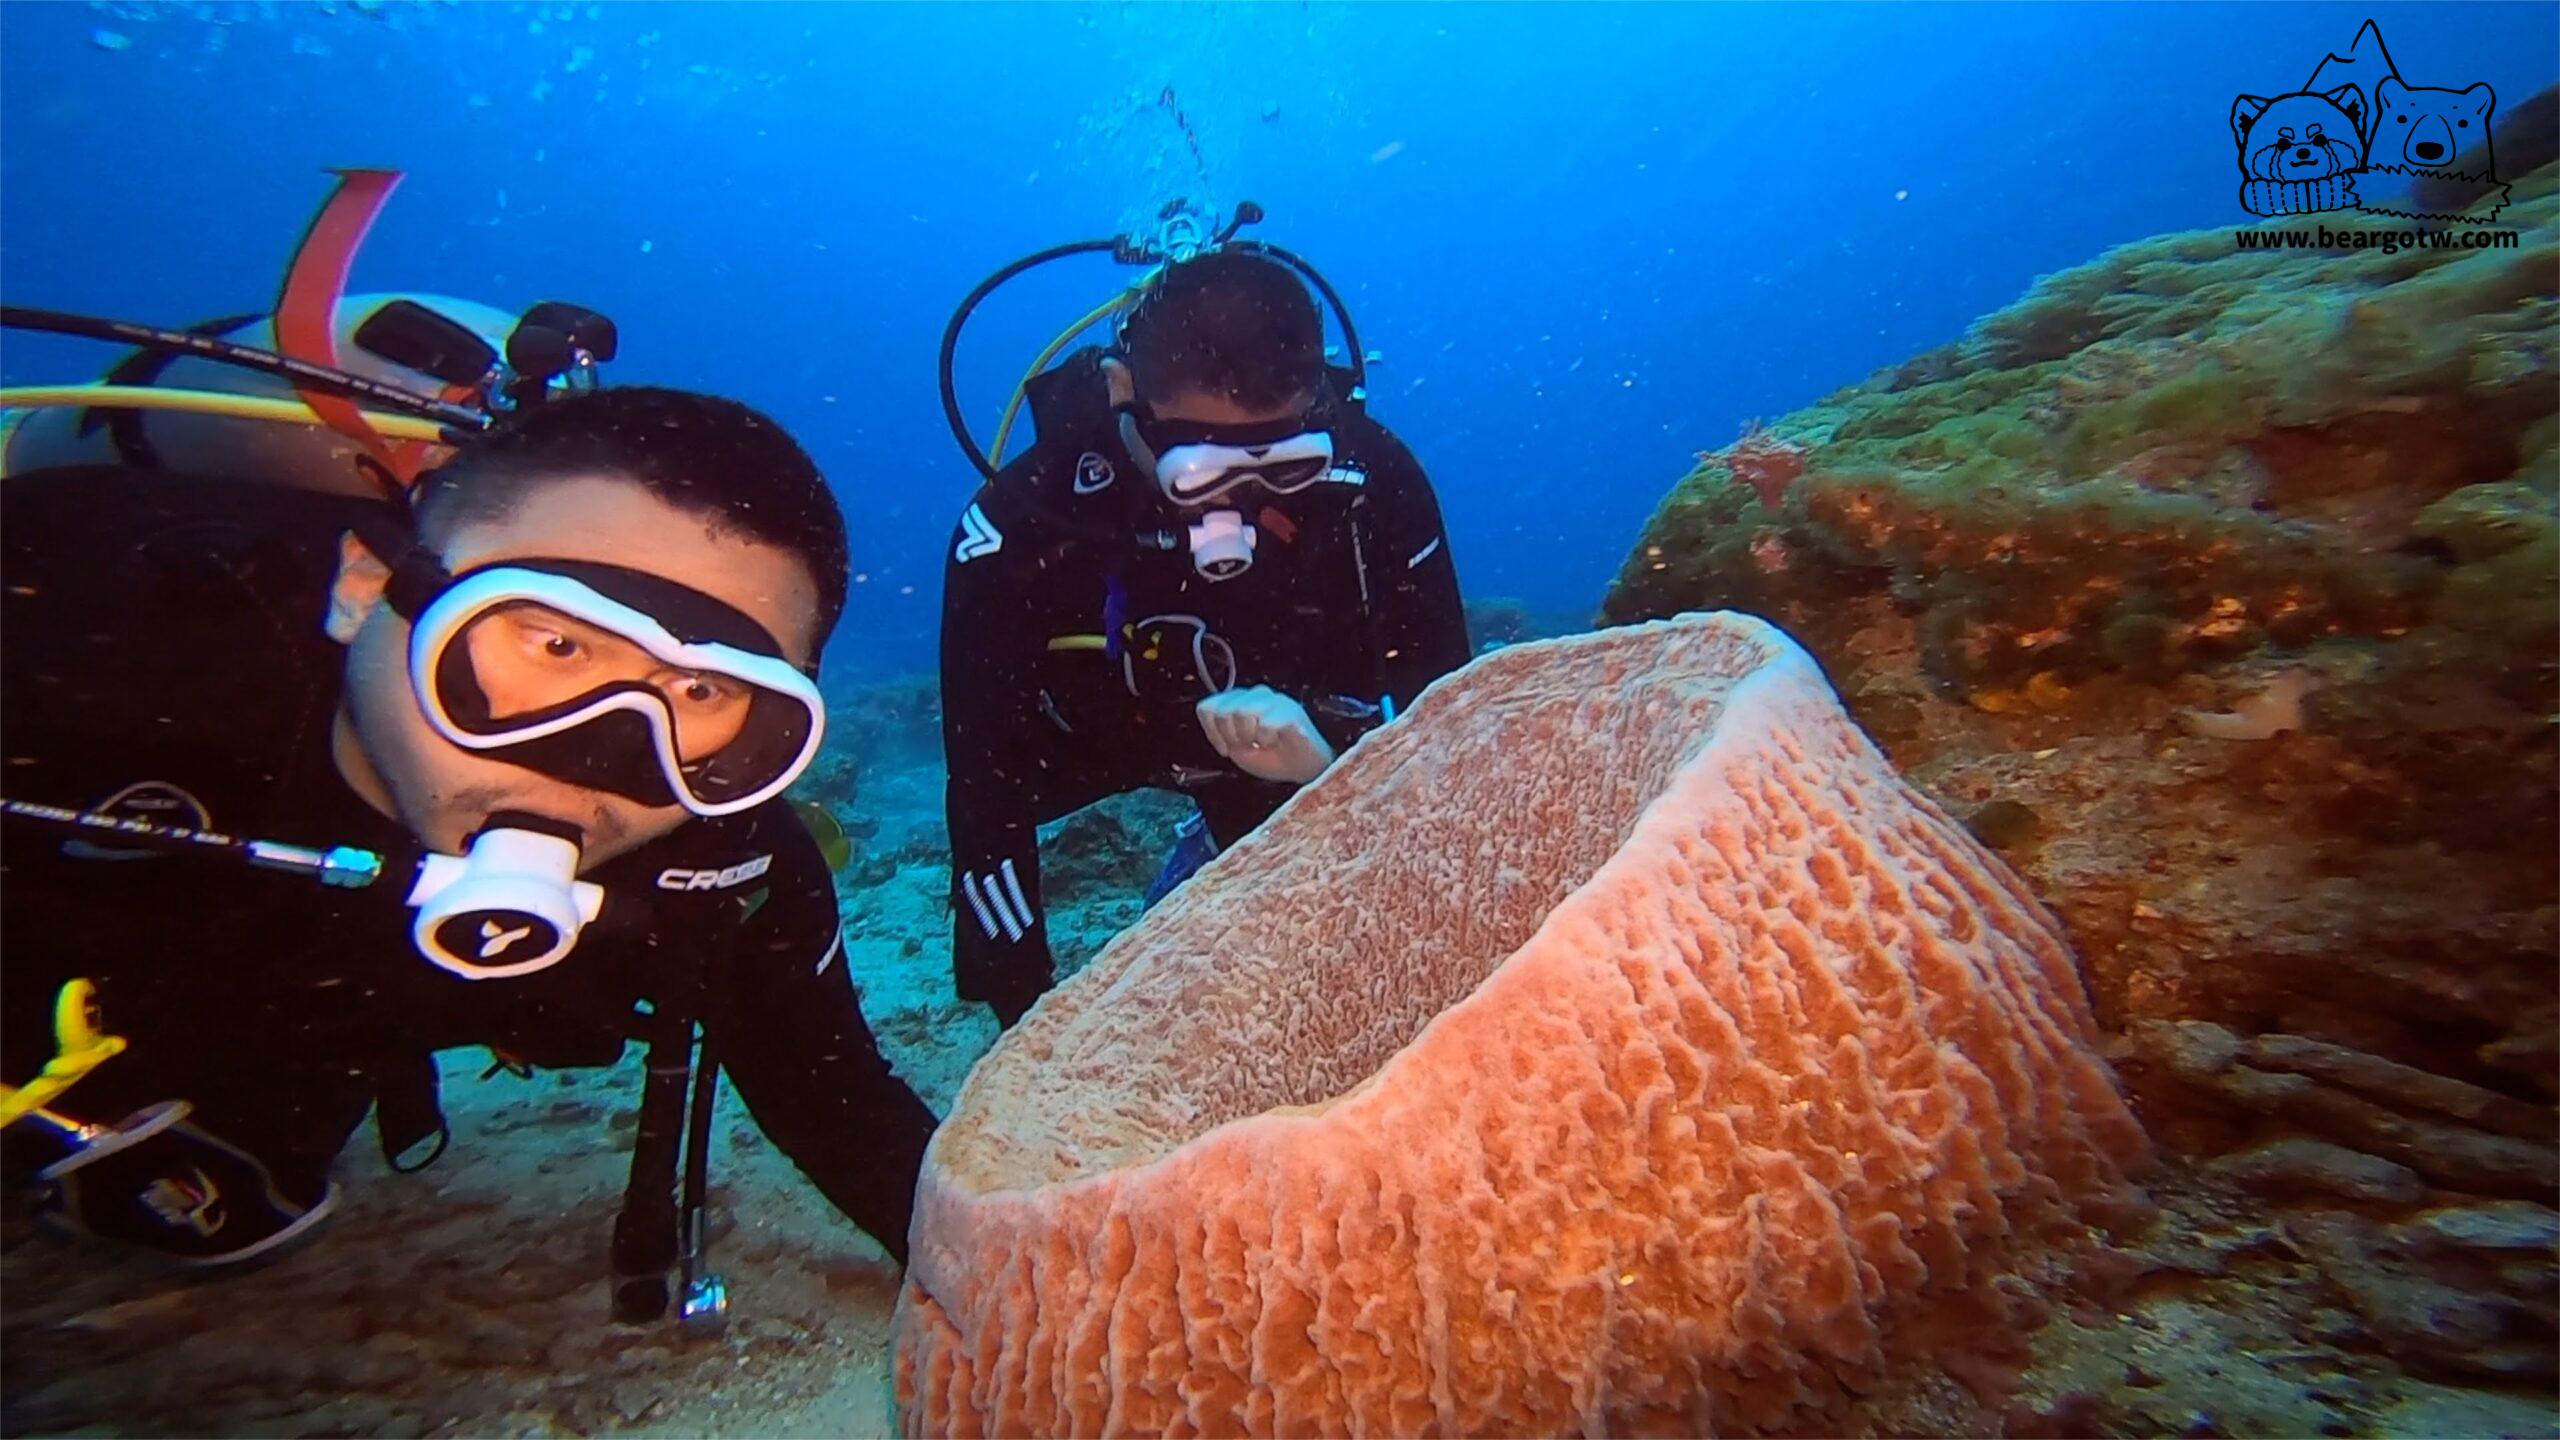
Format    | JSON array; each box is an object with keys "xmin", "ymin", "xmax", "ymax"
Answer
[
  {"xmin": 935, "ymin": 203, "xmax": 1470, "ymax": 1028},
  {"xmin": 0, "ymin": 174, "xmax": 931, "ymax": 1328}
]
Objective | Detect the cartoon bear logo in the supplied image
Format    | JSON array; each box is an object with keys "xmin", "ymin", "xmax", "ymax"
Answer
[
  {"xmin": 2228, "ymin": 19, "xmax": 2510, "ymax": 223},
  {"xmin": 2232, "ymin": 87, "xmax": 2368, "ymax": 215},
  {"xmin": 2374, "ymin": 77, "xmax": 2495, "ymax": 172},
  {"xmin": 2357, "ymin": 75, "xmax": 2511, "ymax": 220}
]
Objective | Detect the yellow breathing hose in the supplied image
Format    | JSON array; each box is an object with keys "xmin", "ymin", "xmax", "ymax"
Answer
[
  {"xmin": 989, "ymin": 289, "xmax": 1139, "ymax": 469},
  {"xmin": 0, "ymin": 385, "xmax": 453, "ymax": 444}
]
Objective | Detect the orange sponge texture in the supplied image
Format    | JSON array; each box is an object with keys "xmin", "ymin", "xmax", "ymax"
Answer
[{"xmin": 894, "ymin": 613, "xmax": 2147, "ymax": 1437}]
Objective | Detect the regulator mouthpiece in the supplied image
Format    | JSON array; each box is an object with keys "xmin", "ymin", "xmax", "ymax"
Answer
[
  {"xmin": 1186, "ymin": 509, "xmax": 1257, "ymax": 582},
  {"xmin": 406, "ymin": 815, "xmax": 604, "ymax": 980}
]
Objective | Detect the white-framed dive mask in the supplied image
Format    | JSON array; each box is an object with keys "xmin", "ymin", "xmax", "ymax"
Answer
[
  {"xmin": 1119, "ymin": 402, "xmax": 1338, "ymax": 509},
  {"xmin": 385, "ymin": 550, "xmax": 826, "ymax": 818}
]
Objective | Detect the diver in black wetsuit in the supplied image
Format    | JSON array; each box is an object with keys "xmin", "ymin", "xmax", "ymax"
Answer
[
  {"xmin": 939, "ymin": 244, "xmax": 1470, "ymax": 1028},
  {"xmin": 1, "ymin": 376, "xmax": 935, "ymax": 1307}
]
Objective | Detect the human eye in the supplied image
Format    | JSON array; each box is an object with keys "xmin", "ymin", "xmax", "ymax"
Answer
[
  {"xmin": 668, "ymin": 671, "xmax": 747, "ymax": 708},
  {"xmin": 511, "ymin": 616, "xmax": 587, "ymax": 663},
  {"xmin": 496, "ymin": 605, "xmax": 620, "ymax": 668}
]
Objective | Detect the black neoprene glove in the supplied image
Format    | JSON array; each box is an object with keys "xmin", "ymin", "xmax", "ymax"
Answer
[{"xmin": 959, "ymin": 952, "xmax": 1053, "ymax": 1031}]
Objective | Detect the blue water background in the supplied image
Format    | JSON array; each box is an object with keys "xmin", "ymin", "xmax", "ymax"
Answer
[{"xmin": 4, "ymin": 2, "xmax": 2551, "ymax": 682}]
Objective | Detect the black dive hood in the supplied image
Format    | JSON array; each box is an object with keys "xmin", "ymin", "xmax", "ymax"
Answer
[{"xmin": 936, "ymin": 199, "xmax": 1373, "ymax": 482}]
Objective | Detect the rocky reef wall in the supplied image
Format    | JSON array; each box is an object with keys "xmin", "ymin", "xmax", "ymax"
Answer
[{"xmin": 1605, "ymin": 160, "xmax": 2557, "ymax": 1431}]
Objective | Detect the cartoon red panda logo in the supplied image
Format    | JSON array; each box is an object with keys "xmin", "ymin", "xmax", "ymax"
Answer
[{"xmin": 2232, "ymin": 88, "xmax": 2367, "ymax": 185}]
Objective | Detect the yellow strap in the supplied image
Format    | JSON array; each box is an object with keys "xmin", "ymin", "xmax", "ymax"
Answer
[
  {"xmin": 989, "ymin": 289, "xmax": 1140, "ymax": 469},
  {"xmin": 0, "ymin": 980, "xmax": 126, "ymax": 1130},
  {"xmin": 0, "ymin": 385, "xmax": 450, "ymax": 444},
  {"xmin": 1047, "ymin": 634, "xmax": 1109, "ymax": 653}
]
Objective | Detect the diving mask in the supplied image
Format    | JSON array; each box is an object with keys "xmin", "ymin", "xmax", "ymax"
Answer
[
  {"xmin": 385, "ymin": 549, "xmax": 825, "ymax": 817},
  {"xmin": 1120, "ymin": 403, "xmax": 1338, "ymax": 508}
]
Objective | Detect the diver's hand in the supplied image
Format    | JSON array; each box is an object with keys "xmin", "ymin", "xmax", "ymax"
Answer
[{"xmin": 1197, "ymin": 687, "xmax": 1336, "ymax": 786}]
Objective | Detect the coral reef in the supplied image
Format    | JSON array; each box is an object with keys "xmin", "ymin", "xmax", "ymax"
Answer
[
  {"xmin": 1463, "ymin": 594, "xmax": 1591, "ymax": 654},
  {"xmin": 1606, "ymin": 161, "xmax": 2559, "ymax": 1429},
  {"xmin": 1708, "ymin": 419, "xmax": 1811, "ymax": 512},
  {"xmin": 1463, "ymin": 593, "xmax": 1536, "ymax": 651},
  {"xmin": 817, "ymin": 670, "xmax": 945, "ymax": 780},
  {"xmin": 894, "ymin": 615, "xmax": 2147, "ymax": 1438}
]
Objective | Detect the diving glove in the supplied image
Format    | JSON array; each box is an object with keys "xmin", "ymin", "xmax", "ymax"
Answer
[
  {"xmin": 958, "ymin": 951, "xmax": 1053, "ymax": 1032},
  {"xmin": 39, "ymin": 1101, "xmax": 337, "ymax": 1266}
]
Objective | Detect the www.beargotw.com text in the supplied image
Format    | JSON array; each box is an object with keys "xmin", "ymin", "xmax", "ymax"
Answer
[{"xmin": 2234, "ymin": 225, "xmax": 2522, "ymax": 256}]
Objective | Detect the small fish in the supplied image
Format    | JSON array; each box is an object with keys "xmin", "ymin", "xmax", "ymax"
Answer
[
  {"xmin": 791, "ymin": 800, "xmax": 854, "ymax": 873},
  {"xmin": 90, "ymin": 28, "xmax": 131, "ymax": 51}
]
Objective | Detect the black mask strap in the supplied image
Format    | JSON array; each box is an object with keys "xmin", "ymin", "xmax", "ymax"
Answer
[{"xmin": 383, "ymin": 544, "xmax": 454, "ymax": 623}]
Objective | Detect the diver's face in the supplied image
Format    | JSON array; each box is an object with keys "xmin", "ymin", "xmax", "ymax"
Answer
[{"xmin": 327, "ymin": 474, "xmax": 822, "ymax": 865}]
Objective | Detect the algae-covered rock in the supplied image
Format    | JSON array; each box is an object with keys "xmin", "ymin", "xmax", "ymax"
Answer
[
  {"xmin": 1965, "ymin": 797, "xmax": 2044, "ymax": 851},
  {"xmin": 1607, "ymin": 167, "xmax": 2559, "ymax": 692},
  {"xmin": 2412, "ymin": 480, "xmax": 2555, "ymax": 564},
  {"xmin": 1606, "ymin": 160, "xmax": 2560, "ymax": 1439},
  {"xmin": 2207, "ymin": 1137, "xmax": 2425, "ymax": 1205},
  {"xmin": 1604, "ymin": 160, "xmax": 2559, "ymax": 873}
]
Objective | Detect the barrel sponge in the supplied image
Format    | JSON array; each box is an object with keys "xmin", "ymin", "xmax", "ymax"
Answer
[{"xmin": 894, "ymin": 612, "xmax": 2148, "ymax": 1438}]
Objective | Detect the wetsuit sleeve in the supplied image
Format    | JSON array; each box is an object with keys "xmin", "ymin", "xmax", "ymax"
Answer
[
  {"xmin": 938, "ymin": 481, "xmax": 1060, "ymax": 1028},
  {"xmin": 1328, "ymin": 428, "xmax": 1471, "ymax": 752},
  {"xmin": 707, "ymin": 815, "xmax": 936, "ymax": 1266}
]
